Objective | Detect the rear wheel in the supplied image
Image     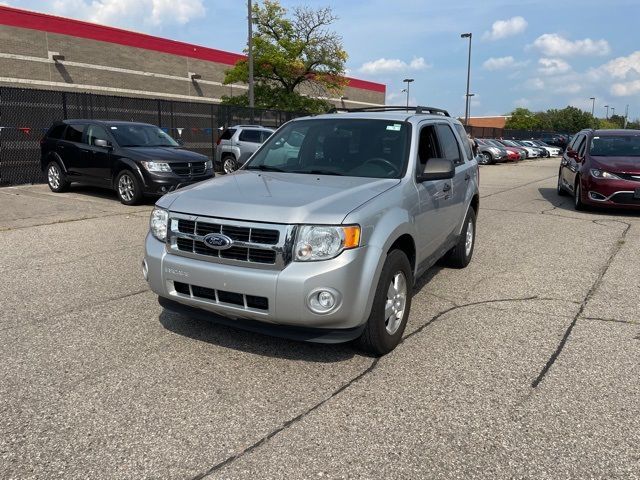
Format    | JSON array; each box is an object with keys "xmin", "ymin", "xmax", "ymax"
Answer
[
  {"xmin": 445, "ymin": 207, "xmax": 476, "ymax": 268},
  {"xmin": 557, "ymin": 170, "xmax": 567, "ymax": 196},
  {"xmin": 478, "ymin": 152, "xmax": 492, "ymax": 165},
  {"xmin": 46, "ymin": 161, "xmax": 69, "ymax": 192},
  {"xmin": 116, "ymin": 170, "xmax": 143, "ymax": 205},
  {"xmin": 222, "ymin": 155, "xmax": 238, "ymax": 174},
  {"xmin": 357, "ymin": 250, "xmax": 413, "ymax": 356}
]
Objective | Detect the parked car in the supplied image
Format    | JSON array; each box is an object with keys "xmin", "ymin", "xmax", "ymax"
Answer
[
  {"xmin": 499, "ymin": 139, "xmax": 539, "ymax": 158},
  {"xmin": 525, "ymin": 140, "xmax": 562, "ymax": 157},
  {"xmin": 513, "ymin": 140, "xmax": 546, "ymax": 158},
  {"xmin": 215, "ymin": 125, "xmax": 275, "ymax": 174},
  {"xmin": 540, "ymin": 133, "xmax": 568, "ymax": 150},
  {"xmin": 41, "ymin": 120, "xmax": 213, "ymax": 205},
  {"xmin": 144, "ymin": 106, "xmax": 480, "ymax": 355},
  {"xmin": 484, "ymin": 139, "xmax": 524, "ymax": 160},
  {"xmin": 557, "ymin": 129, "xmax": 640, "ymax": 210},
  {"xmin": 475, "ymin": 138, "xmax": 508, "ymax": 164}
]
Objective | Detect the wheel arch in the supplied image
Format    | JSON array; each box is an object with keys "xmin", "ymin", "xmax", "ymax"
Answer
[{"xmin": 112, "ymin": 158, "xmax": 145, "ymax": 189}]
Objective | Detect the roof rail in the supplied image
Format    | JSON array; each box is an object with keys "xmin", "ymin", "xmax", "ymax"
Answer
[{"xmin": 328, "ymin": 105, "xmax": 450, "ymax": 117}]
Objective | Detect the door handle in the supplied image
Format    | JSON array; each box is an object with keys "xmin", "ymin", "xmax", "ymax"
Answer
[
  {"xmin": 442, "ymin": 183, "xmax": 451, "ymax": 192},
  {"xmin": 465, "ymin": 173, "xmax": 471, "ymax": 181}
]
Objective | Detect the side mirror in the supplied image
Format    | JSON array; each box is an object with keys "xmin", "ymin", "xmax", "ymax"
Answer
[
  {"xmin": 566, "ymin": 149, "xmax": 577, "ymax": 159},
  {"xmin": 418, "ymin": 158, "xmax": 455, "ymax": 182},
  {"xmin": 94, "ymin": 139, "xmax": 112, "ymax": 149}
]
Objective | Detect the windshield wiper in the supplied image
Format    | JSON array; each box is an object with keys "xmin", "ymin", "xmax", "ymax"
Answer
[
  {"xmin": 291, "ymin": 169, "xmax": 342, "ymax": 176},
  {"xmin": 245, "ymin": 165, "xmax": 286, "ymax": 172}
]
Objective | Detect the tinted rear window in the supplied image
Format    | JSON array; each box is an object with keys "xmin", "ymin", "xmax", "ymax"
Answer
[
  {"xmin": 220, "ymin": 129, "xmax": 236, "ymax": 140},
  {"xmin": 64, "ymin": 124, "xmax": 85, "ymax": 143},
  {"xmin": 239, "ymin": 129, "xmax": 261, "ymax": 143},
  {"xmin": 590, "ymin": 135, "xmax": 640, "ymax": 157},
  {"xmin": 48, "ymin": 124, "xmax": 66, "ymax": 139}
]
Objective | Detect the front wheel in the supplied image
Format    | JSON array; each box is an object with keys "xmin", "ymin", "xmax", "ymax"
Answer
[
  {"xmin": 116, "ymin": 170, "xmax": 143, "ymax": 205},
  {"xmin": 357, "ymin": 250, "xmax": 413, "ymax": 356},
  {"xmin": 557, "ymin": 171, "xmax": 567, "ymax": 196},
  {"xmin": 478, "ymin": 152, "xmax": 492, "ymax": 165},
  {"xmin": 574, "ymin": 178, "xmax": 586, "ymax": 211},
  {"xmin": 445, "ymin": 207, "xmax": 476, "ymax": 268}
]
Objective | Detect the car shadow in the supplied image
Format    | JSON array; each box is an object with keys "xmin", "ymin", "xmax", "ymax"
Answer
[
  {"xmin": 538, "ymin": 187, "xmax": 640, "ymax": 217},
  {"xmin": 159, "ymin": 309, "xmax": 357, "ymax": 363},
  {"xmin": 65, "ymin": 184, "xmax": 157, "ymax": 205}
]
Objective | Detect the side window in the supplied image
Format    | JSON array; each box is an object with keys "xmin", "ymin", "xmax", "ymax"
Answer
[
  {"xmin": 260, "ymin": 130, "xmax": 273, "ymax": 143},
  {"xmin": 220, "ymin": 128, "xmax": 236, "ymax": 140},
  {"xmin": 417, "ymin": 124, "xmax": 439, "ymax": 174},
  {"xmin": 568, "ymin": 134, "xmax": 582, "ymax": 151},
  {"xmin": 239, "ymin": 129, "xmax": 261, "ymax": 143},
  {"xmin": 453, "ymin": 123, "xmax": 473, "ymax": 160},
  {"xmin": 86, "ymin": 125, "xmax": 110, "ymax": 146},
  {"xmin": 572, "ymin": 135, "xmax": 585, "ymax": 155},
  {"xmin": 48, "ymin": 124, "xmax": 66, "ymax": 139},
  {"xmin": 577, "ymin": 136, "xmax": 588, "ymax": 156},
  {"xmin": 435, "ymin": 124, "xmax": 462, "ymax": 165},
  {"xmin": 64, "ymin": 124, "xmax": 85, "ymax": 143}
]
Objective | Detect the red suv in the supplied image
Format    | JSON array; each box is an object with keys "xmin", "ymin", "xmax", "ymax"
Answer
[{"xmin": 557, "ymin": 129, "xmax": 640, "ymax": 210}]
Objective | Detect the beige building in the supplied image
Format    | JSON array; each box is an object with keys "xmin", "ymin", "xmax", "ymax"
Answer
[{"xmin": 0, "ymin": 5, "xmax": 386, "ymax": 108}]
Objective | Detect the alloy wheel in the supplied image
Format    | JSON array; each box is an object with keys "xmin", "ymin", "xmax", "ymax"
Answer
[
  {"xmin": 384, "ymin": 272, "xmax": 407, "ymax": 335},
  {"xmin": 465, "ymin": 218, "xmax": 474, "ymax": 258},
  {"xmin": 48, "ymin": 164, "xmax": 60, "ymax": 189},
  {"xmin": 118, "ymin": 174, "xmax": 135, "ymax": 202},
  {"xmin": 223, "ymin": 158, "xmax": 237, "ymax": 174}
]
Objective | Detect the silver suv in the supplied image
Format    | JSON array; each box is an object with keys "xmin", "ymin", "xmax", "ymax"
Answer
[
  {"xmin": 215, "ymin": 125, "xmax": 274, "ymax": 174},
  {"xmin": 144, "ymin": 107, "xmax": 480, "ymax": 355}
]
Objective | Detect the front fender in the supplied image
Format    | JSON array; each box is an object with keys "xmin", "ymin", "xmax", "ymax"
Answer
[{"xmin": 112, "ymin": 158, "xmax": 145, "ymax": 188}]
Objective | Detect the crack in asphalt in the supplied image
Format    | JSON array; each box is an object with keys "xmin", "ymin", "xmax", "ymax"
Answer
[
  {"xmin": 583, "ymin": 316, "xmax": 640, "ymax": 326},
  {"xmin": 530, "ymin": 220, "xmax": 632, "ymax": 388},
  {"xmin": 191, "ymin": 295, "xmax": 538, "ymax": 480}
]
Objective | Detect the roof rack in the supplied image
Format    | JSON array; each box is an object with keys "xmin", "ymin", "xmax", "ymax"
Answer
[{"xmin": 328, "ymin": 105, "xmax": 450, "ymax": 117}]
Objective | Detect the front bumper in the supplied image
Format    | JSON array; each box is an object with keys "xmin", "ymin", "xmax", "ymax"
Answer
[
  {"xmin": 584, "ymin": 176, "xmax": 640, "ymax": 208},
  {"xmin": 140, "ymin": 170, "xmax": 214, "ymax": 195},
  {"xmin": 144, "ymin": 233, "xmax": 383, "ymax": 334}
]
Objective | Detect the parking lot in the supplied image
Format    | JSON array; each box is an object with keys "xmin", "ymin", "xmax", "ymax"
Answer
[{"xmin": 1, "ymin": 157, "xmax": 639, "ymax": 479}]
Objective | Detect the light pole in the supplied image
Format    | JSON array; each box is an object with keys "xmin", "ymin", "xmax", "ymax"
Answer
[
  {"xmin": 466, "ymin": 93, "xmax": 475, "ymax": 120},
  {"xmin": 589, "ymin": 97, "xmax": 595, "ymax": 117},
  {"xmin": 402, "ymin": 78, "xmax": 414, "ymax": 111},
  {"xmin": 604, "ymin": 105, "xmax": 609, "ymax": 119},
  {"xmin": 247, "ymin": 0, "xmax": 255, "ymax": 109},
  {"xmin": 611, "ymin": 107, "xmax": 616, "ymax": 117},
  {"xmin": 461, "ymin": 32, "xmax": 472, "ymax": 125}
]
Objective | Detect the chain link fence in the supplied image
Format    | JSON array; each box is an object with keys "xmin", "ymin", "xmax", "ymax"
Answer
[{"xmin": 0, "ymin": 87, "xmax": 303, "ymax": 186}]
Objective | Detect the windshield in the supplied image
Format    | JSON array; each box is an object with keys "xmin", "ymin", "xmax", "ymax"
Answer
[
  {"xmin": 108, "ymin": 124, "xmax": 179, "ymax": 147},
  {"xmin": 244, "ymin": 118, "xmax": 410, "ymax": 178},
  {"xmin": 590, "ymin": 135, "xmax": 640, "ymax": 157}
]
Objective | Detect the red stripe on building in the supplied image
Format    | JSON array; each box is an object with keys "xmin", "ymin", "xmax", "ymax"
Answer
[{"xmin": 0, "ymin": 5, "xmax": 386, "ymax": 94}]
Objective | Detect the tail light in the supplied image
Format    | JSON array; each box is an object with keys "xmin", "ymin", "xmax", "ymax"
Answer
[{"xmin": 216, "ymin": 137, "xmax": 221, "ymax": 146}]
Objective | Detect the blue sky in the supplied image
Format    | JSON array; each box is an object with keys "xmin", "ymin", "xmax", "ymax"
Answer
[{"xmin": 7, "ymin": 0, "xmax": 640, "ymax": 118}]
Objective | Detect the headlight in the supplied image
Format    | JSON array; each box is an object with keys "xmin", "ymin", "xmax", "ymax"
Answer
[
  {"xmin": 294, "ymin": 225, "xmax": 360, "ymax": 261},
  {"xmin": 142, "ymin": 161, "xmax": 172, "ymax": 173},
  {"xmin": 205, "ymin": 160, "xmax": 213, "ymax": 170},
  {"xmin": 590, "ymin": 169, "xmax": 621, "ymax": 180},
  {"xmin": 150, "ymin": 207, "xmax": 169, "ymax": 241}
]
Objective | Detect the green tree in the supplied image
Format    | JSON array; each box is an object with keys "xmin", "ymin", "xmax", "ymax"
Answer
[
  {"xmin": 504, "ymin": 108, "xmax": 542, "ymax": 130},
  {"xmin": 547, "ymin": 106, "xmax": 595, "ymax": 132},
  {"xmin": 221, "ymin": 0, "xmax": 348, "ymax": 114}
]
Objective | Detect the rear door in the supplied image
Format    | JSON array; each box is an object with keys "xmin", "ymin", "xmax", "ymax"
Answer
[
  {"xmin": 447, "ymin": 123, "xmax": 475, "ymax": 232},
  {"xmin": 562, "ymin": 134, "xmax": 584, "ymax": 191},
  {"xmin": 237, "ymin": 129, "xmax": 263, "ymax": 163},
  {"xmin": 59, "ymin": 123, "xmax": 87, "ymax": 179},
  {"xmin": 83, "ymin": 124, "xmax": 113, "ymax": 185}
]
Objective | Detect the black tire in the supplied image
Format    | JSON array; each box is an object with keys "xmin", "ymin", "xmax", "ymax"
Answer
[
  {"xmin": 115, "ymin": 170, "xmax": 143, "ymax": 205},
  {"xmin": 222, "ymin": 155, "xmax": 238, "ymax": 174},
  {"xmin": 445, "ymin": 207, "xmax": 476, "ymax": 269},
  {"xmin": 574, "ymin": 177, "xmax": 586, "ymax": 211},
  {"xmin": 557, "ymin": 170, "xmax": 567, "ymax": 196},
  {"xmin": 357, "ymin": 250, "xmax": 413, "ymax": 356},
  {"xmin": 478, "ymin": 152, "xmax": 493, "ymax": 165},
  {"xmin": 45, "ymin": 160, "xmax": 70, "ymax": 192}
]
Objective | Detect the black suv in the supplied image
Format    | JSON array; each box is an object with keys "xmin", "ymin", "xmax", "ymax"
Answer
[{"xmin": 40, "ymin": 120, "xmax": 214, "ymax": 204}]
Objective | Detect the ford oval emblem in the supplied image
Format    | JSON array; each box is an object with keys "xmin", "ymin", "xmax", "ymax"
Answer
[{"xmin": 203, "ymin": 233, "xmax": 233, "ymax": 250}]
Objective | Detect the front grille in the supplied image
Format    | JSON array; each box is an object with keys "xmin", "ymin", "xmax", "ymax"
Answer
[
  {"xmin": 171, "ymin": 162, "xmax": 207, "ymax": 177},
  {"xmin": 616, "ymin": 173, "xmax": 640, "ymax": 182},
  {"xmin": 170, "ymin": 215, "xmax": 287, "ymax": 269},
  {"xmin": 610, "ymin": 192, "xmax": 640, "ymax": 205},
  {"xmin": 174, "ymin": 281, "xmax": 269, "ymax": 311}
]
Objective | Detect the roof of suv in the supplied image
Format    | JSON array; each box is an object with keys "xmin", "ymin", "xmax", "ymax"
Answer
[
  {"xmin": 63, "ymin": 119, "xmax": 156, "ymax": 127},
  {"xmin": 298, "ymin": 111, "xmax": 460, "ymax": 125},
  {"xmin": 229, "ymin": 125, "xmax": 274, "ymax": 130}
]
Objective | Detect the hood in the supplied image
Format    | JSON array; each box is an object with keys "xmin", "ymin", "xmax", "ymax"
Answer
[
  {"xmin": 591, "ymin": 156, "xmax": 640, "ymax": 174},
  {"xmin": 121, "ymin": 146, "xmax": 208, "ymax": 162},
  {"xmin": 159, "ymin": 170, "xmax": 400, "ymax": 224}
]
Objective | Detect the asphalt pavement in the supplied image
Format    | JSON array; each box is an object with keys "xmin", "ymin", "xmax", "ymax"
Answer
[{"xmin": 1, "ymin": 158, "xmax": 638, "ymax": 479}]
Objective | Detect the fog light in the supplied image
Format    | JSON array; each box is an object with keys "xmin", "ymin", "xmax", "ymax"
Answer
[
  {"xmin": 142, "ymin": 259, "xmax": 149, "ymax": 281},
  {"xmin": 307, "ymin": 288, "xmax": 341, "ymax": 314}
]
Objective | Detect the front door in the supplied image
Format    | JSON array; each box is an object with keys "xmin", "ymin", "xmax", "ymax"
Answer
[
  {"xmin": 83, "ymin": 124, "xmax": 113, "ymax": 185},
  {"xmin": 59, "ymin": 123, "xmax": 86, "ymax": 179}
]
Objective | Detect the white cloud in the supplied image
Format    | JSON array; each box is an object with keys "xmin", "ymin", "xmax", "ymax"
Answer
[
  {"xmin": 51, "ymin": 0, "xmax": 205, "ymax": 28},
  {"xmin": 554, "ymin": 83, "xmax": 582, "ymax": 94},
  {"xmin": 386, "ymin": 91, "xmax": 416, "ymax": 106},
  {"xmin": 483, "ymin": 56, "xmax": 528, "ymax": 70},
  {"xmin": 483, "ymin": 16, "xmax": 527, "ymax": 41},
  {"xmin": 514, "ymin": 98, "xmax": 531, "ymax": 107},
  {"xmin": 524, "ymin": 78, "xmax": 544, "ymax": 90},
  {"xmin": 587, "ymin": 51, "xmax": 640, "ymax": 97},
  {"xmin": 538, "ymin": 58, "xmax": 571, "ymax": 75},
  {"xmin": 531, "ymin": 33, "xmax": 610, "ymax": 57},
  {"xmin": 611, "ymin": 80, "xmax": 640, "ymax": 97},
  {"xmin": 359, "ymin": 57, "xmax": 430, "ymax": 75}
]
